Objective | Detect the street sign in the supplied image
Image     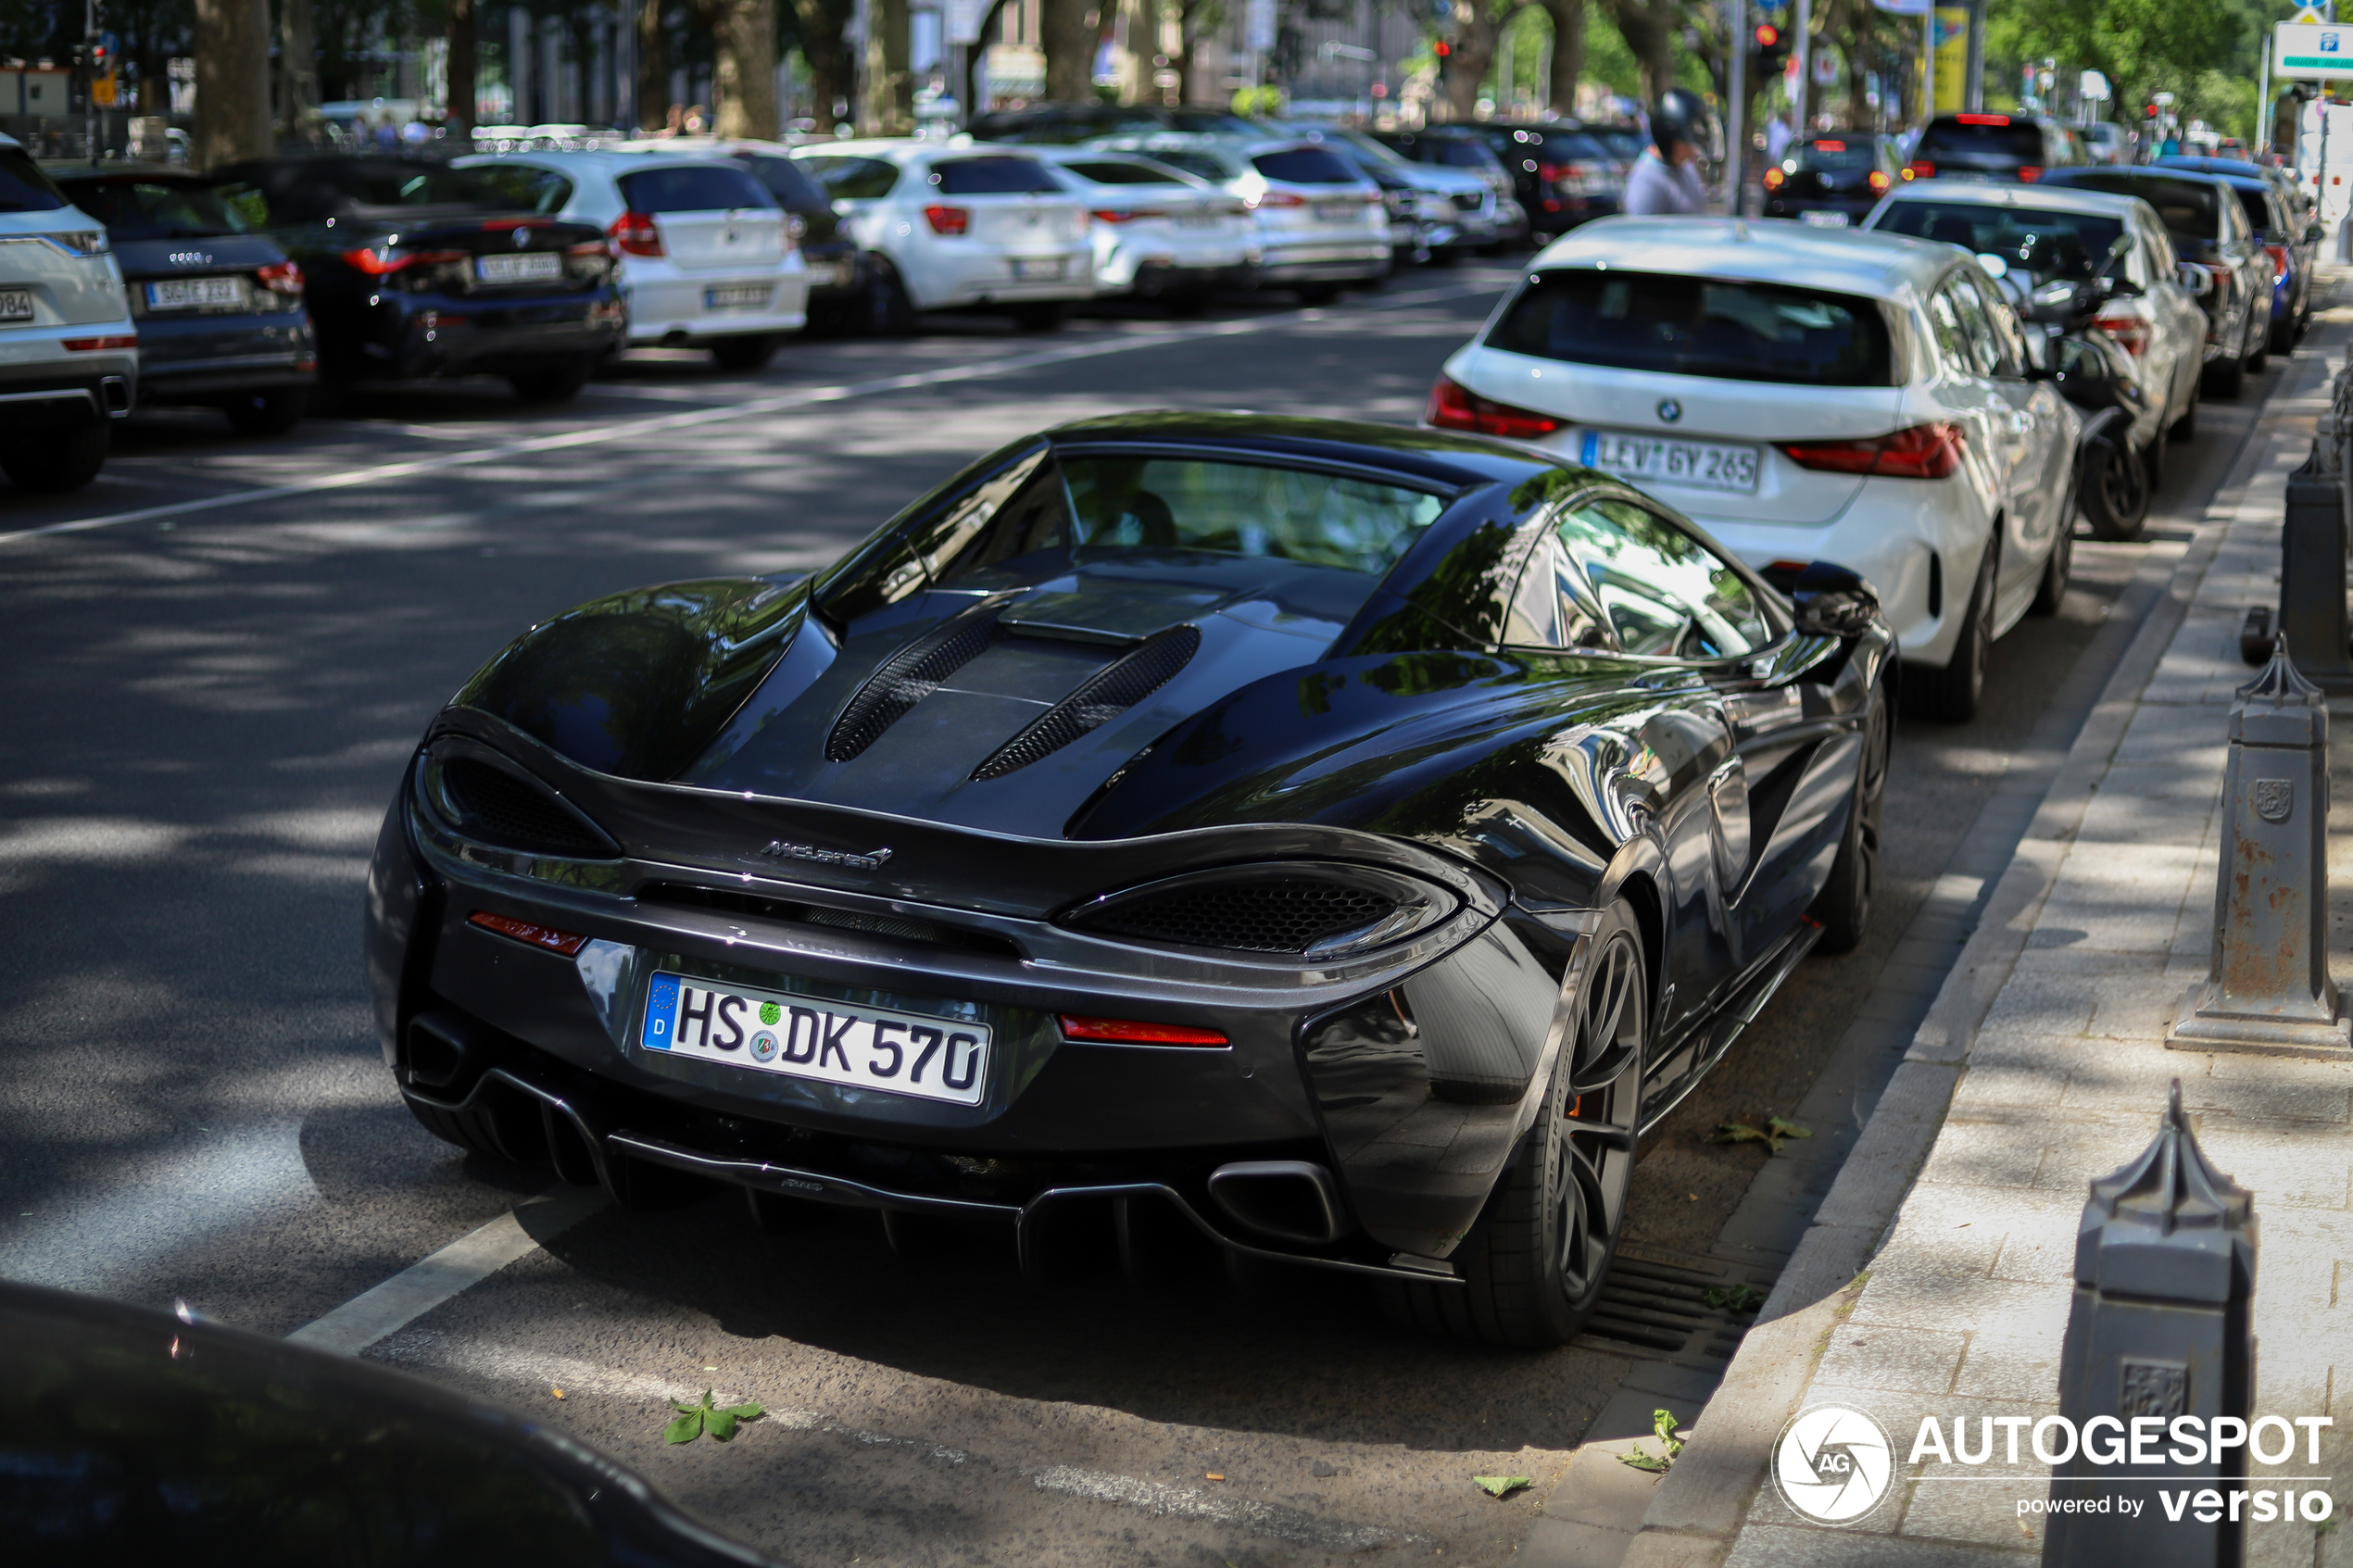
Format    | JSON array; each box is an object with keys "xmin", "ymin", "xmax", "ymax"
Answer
[
  {"xmin": 2277, "ymin": 21, "xmax": 2353, "ymax": 81},
  {"xmin": 2081, "ymin": 69, "xmax": 2110, "ymax": 101},
  {"xmin": 2292, "ymin": 5, "xmax": 2327, "ymax": 24}
]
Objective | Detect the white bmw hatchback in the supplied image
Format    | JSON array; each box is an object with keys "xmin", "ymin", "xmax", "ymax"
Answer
[
  {"xmin": 1428, "ymin": 218, "xmax": 2081, "ymax": 721},
  {"xmin": 1032, "ymin": 148, "xmax": 1256, "ymax": 310},
  {"xmin": 789, "ymin": 141, "xmax": 1093, "ymax": 332},
  {"xmin": 453, "ymin": 149, "xmax": 808, "ymax": 369}
]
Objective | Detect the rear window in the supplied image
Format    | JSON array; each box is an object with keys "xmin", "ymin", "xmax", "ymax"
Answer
[
  {"xmin": 1872, "ymin": 200, "xmax": 2123, "ymax": 281},
  {"xmin": 744, "ymin": 155, "xmax": 831, "ymax": 210},
  {"xmin": 2233, "ymin": 187, "xmax": 2275, "ymax": 235},
  {"xmin": 2050, "ymin": 172, "xmax": 2219, "ymax": 245},
  {"xmin": 1792, "ymin": 139, "xmax": 1876, "ymax": 171},
  {"xmin": 52, "ymin": 178, "xmax": 255, "ymax": 239},
  {"xmin": 798, "ymin": 156, "xmax": 900, "ymax": 200},
  {"xmin": 615, "ymin": 164, "xmax": 775, "ymax": 213},
  {"xmin": 1252, "ymin": 147, "xmax": 1361, "ymax": 185},
  {"xmin": 463, "ymin": 163, "xmax": 573, "ymax": 214},
  {"xmin": 929, "ymin": 157, "xmax": 1062, "ymax": 194},
  {"xmin": 0, "ymin": 146, "xmax": 68, "ymax": 212},
  {"xmin": 1917, "ymin": 119, "xmax": 2044, "ymax": 163},
  {"xmin": 1490, "ymin": 270, "xmax": 1895, "ymax": 387},
  {"xmin": 1063, "ymin": 159, "xmax": 1185, "ymax": 186},
  {"xmin": 1150, "ymin": 149, "xmax": 1239, "ymax": 182}
]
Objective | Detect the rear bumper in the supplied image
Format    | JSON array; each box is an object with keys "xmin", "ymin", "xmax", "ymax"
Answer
[
  {"xmin": 1125, "ymin": 259, "xmax": 1259, "ymax": 297},
  {"xmin": 135, "ymin": 310, "xmax": 318, "ymax": 403},
  {"xmin": 623, "ymin": 269, "xmax": 812, "ymax": 344},
  {"xmin": 1257, "ymin": 238, "xmax": 1390, "ymax": 282},
  {"xmin": 321, "ymin": 286, "xmax": 625, "ymax": 382}
]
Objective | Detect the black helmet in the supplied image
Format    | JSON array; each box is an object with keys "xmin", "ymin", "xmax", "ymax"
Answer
[{"xmin": 1649, "ymin": 88, "xmax": 1721, "ymax": 161}]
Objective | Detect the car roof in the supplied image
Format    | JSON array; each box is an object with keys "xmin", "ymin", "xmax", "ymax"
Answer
[
  {"xmin": 795, "ymin": 138, "xmax": 1065, "ymax": 164},
  {"xmin": 1041, "ymin": 409, "xmax": 1561, "ymax": 490},
  {"xmin": 1533, "ymin": 217, "xmax": 1957, "ymax": 302},
  {"xmin": 44, "ymin": 161, "xmax": 196, "ymax": 181},
  {"xmin": 457, "ymin": 148, "xmax": 745, "ymax": 171},
  {"xmin": 1873, "ymin": 182, "xmax": 2149, "ymax": 219}
]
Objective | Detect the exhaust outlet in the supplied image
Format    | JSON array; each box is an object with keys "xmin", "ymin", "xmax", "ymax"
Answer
[
  {"xmin": 99, "ymin": 376, "xmax": 131, "ymax": 416},
  {"xmin": 1207, "ymin": 1160, "xmax": 1345, "ymax": 1246}
]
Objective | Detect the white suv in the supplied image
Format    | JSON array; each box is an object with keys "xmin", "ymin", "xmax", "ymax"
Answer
[
  {"xmin": 0, "ymin": 135, "xmax": 136, "ymax": 494},
  {"xmin": 454, "ymin": 149, "xmax": 809, "ymax": 370}
]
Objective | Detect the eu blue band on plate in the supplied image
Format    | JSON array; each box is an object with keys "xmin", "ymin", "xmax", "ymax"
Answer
[{"xmin": 643, "ymin": 977, "xmax": 679, "ymax": 1050}]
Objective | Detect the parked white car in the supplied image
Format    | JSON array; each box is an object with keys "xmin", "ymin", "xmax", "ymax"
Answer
[
  {"xmin": 453, "ymin": 148, "xmax": 808, "ymax": 369},
  {"xmin": 0, "ymin": 133, "xmax": 135, "ymax": 494},
  {"xmin": 1428, "ymin": 218, "xmax": 2081, "ymax": 721},
  {"xmin": 1083, "ymin": 136, "xmax": 1390, "ymax": 304},
  {"xmin": 788, "ymin": 140, "xmax": 1093, "ymax": 332},
  {"xmin": 1032, "ymin": 148, "xmax": 1256, "ymax": 311}
]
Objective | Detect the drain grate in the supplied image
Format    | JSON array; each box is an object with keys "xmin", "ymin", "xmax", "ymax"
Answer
[{"xmin": 1573, "ymin": 1244, "xmax": 1779, "ymax": 1372}]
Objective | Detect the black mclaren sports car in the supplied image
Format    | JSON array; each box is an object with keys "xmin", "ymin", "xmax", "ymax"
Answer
[{"xmin": 365, "ymin": 412, "xmax": 1894, "ymax": 1348}]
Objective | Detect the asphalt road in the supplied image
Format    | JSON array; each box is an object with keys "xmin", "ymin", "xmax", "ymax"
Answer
[{"xmin": 0, "ymin": 265, "xmax": 2293, "ymax": 1566}]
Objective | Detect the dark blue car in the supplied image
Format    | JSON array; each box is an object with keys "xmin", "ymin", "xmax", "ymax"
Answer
[{"xmin": 2156, "ymin": 156, "xmax": 2322, "ymax": 353}]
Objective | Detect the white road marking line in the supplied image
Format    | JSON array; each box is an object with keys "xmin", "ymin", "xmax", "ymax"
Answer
[
  {"xmin": 285, "ymin": 1188, "xmax": 606, "ymax": 1355},
  {"xmin": 0, "ymin": 282, "xmax": 1495, "ymax": 548},
  {"xmin": 1031, "ymin": 1464, "xmax": 1413, "ymax": 1551}
]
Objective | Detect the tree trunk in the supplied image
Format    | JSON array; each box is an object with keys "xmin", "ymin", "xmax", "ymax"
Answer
[
  {"xmin": 1443, "ymin": 0, "xmax": 1508, "ymax": 120},
  {"xmin": 195, "ymin": 0, "xmax": 272, "ymax": 166},
  {"xmin": 1042, "ymin": 0, "xmax": 1095, "ymax": 101},
  {"xmin": 443, "ymin": 0, "xmax": 475, "ymax": 133},
  {"xmin": 862, "ymin": 0, "xmax": 912, "ymax": 132},
  {"xmin": 1600, "ymin": 0, "xmax": 1676, "ymax": 104},
  {"xmin": 794, "ymin": 0, "xmax": 856, "ymax": 125},
  {"xmin": 713, "ymin": 0, "xmax": 779, "ymax": 137},
  {"xmin": 281, "ymin": 0, "xmax": 321, "ymax": 144},
  {"xmin": 637, "ymin": 0, "xmax": 670, "ymax": 129},
  {"xmin": 1540, "ymin": 0, "xmax": 1582, "ymax": 118},
  {"xmin": 963, "ymin": 0, "xmax": 1013, "ymax": 116}
]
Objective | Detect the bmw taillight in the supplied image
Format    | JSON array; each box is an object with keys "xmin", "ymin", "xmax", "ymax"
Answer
[
  {"xmin": 1780, "ymin": 422, "xmax": 1965, "ymax": 480},
  {"xmin": 254, "ymin": 259, "xmax": 304, "ymax": 295},
  {"xmin": 923, "ymin": 204, "xmax": 970, "ymax": 235},
  {"xmin": 2017, "ymin": 166, "xmax": 2043, "ymax": 182},
  {"xmin": 2265, "ymin": 243, "xmax": 2292, "ymax": 284},
  {"xmin": 340, "ymin": 245, "xmax": 466, "ymax": 279},
  {"xmin": 1905, "ymin": 160, "xmax": 1934, "ymax": 180},
  {"xmin": 606, "ymin": 210, "xmax": 664, "ymax": 257},
  {"xmin": 2090, "ymin": 312, "xmax": 2151, "ymax": 357},
  {"xmin": 1425, "ymin": 374, "xmax": 1563, "ymax": 440}
]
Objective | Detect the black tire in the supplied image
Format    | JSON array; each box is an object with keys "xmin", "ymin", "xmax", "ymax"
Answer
[
  {"xmin": 0, "ymin": 421, "xmax": 108, "ymax": 494},
  {"xmin": 2246, "ymin": 332, "xmax": 2268, "ymax": 377},
  {"xmin": 2205, "ymin": 341, "xmax": 2246, "ymax": 400},
  {"xmin": 710, "ymin": 332, "xmax": 780, "ymax": 370},
  {"xmin": 1162, "ymin": 289, "xmax": 1213, "ymax": 317},
  {"xmin": 1295, "ymin": 282, "xmax": 1341, "ymax": 306},
  {"xmin": 1920, "ymin": 538, "xmax": 1996, "ymax": 724},
  {"xmin": 862, "ymin": 256, "xmax": 917, "ymax": 335},
  {"xmin": 2170, "ymin": 382, "xmax": 2198, "ymax": 443},
  {"xmin": 220, "ymin": 386, "xmax": 308, "ymax": 436},
  {"xmin": 1009, "ymin": 301, "xmax": 1067, "ymax": 332},
  {"xmin": 404, "ymin": 1096, "xmax": 504, "ymax": 1157},
  {"xmin": 507, "ymin": 356, "xmax": 596, "ymax": 404},
  {"xmin": 1379, "ymin": 900, "xmax": 1645, "ymax": 1348},
  {"xmin": 2031, "ymin": 494, "xmax": 2074, "ymax": 616},
  {"xmin": 2079, "ymin": 440, "xmax": 2149, "ymax": 542},
  {"xmin": 2271, "ymin": 313, "xmax": 2296, "ymax": 357},
  {"xmin": 1808, "ymin": 680, "xmax": 1891, "ymax": 955}
]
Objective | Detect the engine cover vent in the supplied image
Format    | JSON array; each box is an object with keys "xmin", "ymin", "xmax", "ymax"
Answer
[
  {"xmin": 826, "ymin": 601, "xmax": 1008, "ymax": 763},
  {"xmin": 971, "ymin": 623, "xmax": 1201, "ymax": 782}
]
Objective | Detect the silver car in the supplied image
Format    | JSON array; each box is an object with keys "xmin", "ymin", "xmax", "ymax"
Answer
[
  {"xmin": 1087, "ymin": 136, "xmax": 1390, "ymax": 304},
  {"xmin": 0, "ymin": 134, "xmax": 135, "ymax": 494}
]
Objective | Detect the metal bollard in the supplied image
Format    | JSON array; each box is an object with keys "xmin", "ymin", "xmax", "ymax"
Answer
[
  {"xmin": 2042, "ymin": 1081, "xmax": 2256, "ymax": 1568},
  {"xmin": 2168, "ymin": 637, "xmax": 2352, "ymax": 1055},
  {"xmin": 2276, "ymin": 445, "xmax": 2353, "ymax": 687}
]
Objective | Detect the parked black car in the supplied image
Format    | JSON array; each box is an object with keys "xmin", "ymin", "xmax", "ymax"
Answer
[
  {"xmin": 47, "ymin": 162, "xmax": 318, "ymax": 435},
  {"xmin": 2039, "ymin": 166, "xmax": 2271, "ymax": 397},
  {"xmin": 0, "ymin": 1278, "xmax": 774, "ymax": 1563},
  {"xmin": 208, "ymin": 157, "xmax": 624, "ymax": 403},
  {"xmin": 726, "ymin": 148, "xmax": 866, "ymax": 334},
  {"xmin": 1419, "ymin": 121, "xmax": 1622, "ymax": 236},
  {"xmin": 1762, "ymin": 134, "xmax": 1898, "ymax": 225},
  {"xmin": 2154, "ymin": 157, "xmax": 2322, "ymax": 353},
  {"xmin": 1906, "ymin": 113, "xmax": 2087, "ymax": 183},
  {"xmin": 367, "ymin": 411, "xmax": 1894, "ymax": 1350}
]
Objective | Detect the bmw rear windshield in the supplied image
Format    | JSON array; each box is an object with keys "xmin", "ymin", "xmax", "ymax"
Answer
[
  {"xmin": 1252, "ymin": 148, "xmax": 1363, "ymax": 185},
  {"xmin": 1489, "ymin": 270, "xmax": 1897, "ymax": 387},
  {"xmin": 1916, "ymin": 119, "xmax": 2044, "ymax": 163},
  {"xmin": 929, "ymin": 157, "xmax": 1062, "ymax": 194},
  {"xmin": 616, "ymin": 165, "xmax": 776, "ymax": 212}
]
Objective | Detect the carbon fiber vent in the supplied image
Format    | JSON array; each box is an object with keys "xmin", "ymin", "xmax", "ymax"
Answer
[
  {"xmin": 972, "ymin": 624, "xmax": 1201, "ymax": 782},
  {"xmin": 1080, "ymin": 878, "xmax": 1399, "ymax": 954},
  {"xmin": 437, "ymin": 759, "xmax": 612, "ymax": 857},
  {"xmin": 826, "ymin": 603, "xmax": 1008, "ymax": 763}
]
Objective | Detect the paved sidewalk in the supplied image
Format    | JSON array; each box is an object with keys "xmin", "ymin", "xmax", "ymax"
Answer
[{"xmin": 1604, "ymin": 323, "xmax": 2353, "ymax": 1568}]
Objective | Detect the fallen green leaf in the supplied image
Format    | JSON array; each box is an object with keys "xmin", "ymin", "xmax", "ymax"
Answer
[
  {"xmin": 1616, "ymin": 1410, "xmax": 1687, "ymax": 1474},
  {"xmin": 1713, "ymin": 1116, "xmax": 1812, "ymax": 1154},
  {"xmin": 1617, "ymin": 1450, "xmax": 1670, "ymax": 1474},
  {"xmin": 1768, "ymin": 1116, "xmax": 1812, "ymax": 1142},
  {"xmin": 662, "ymin": 1388, "xmax": 767, "ymax": 1445},
  {"xmin": 1703, "ymin": 1284, "xmax": 1766, "ymax": 1312},
  {"xmin": 664, "ymin": 1411, "xmax": 704, "ymax": 1445},
  {"xmin": 1472, "ymin": 1474, "xmax": 1531, "ymax": 1499}
]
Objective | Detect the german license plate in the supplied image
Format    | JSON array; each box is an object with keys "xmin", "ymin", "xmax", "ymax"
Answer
[
  {"xmin": 705, "ymin": 283, "xmax": 772, "ymax": 308},
  {"xmin": 1799, "ymin": 209, "xmax": 1852, "ymax": 228},
  {"xmin": 1174, "ymin": 213, "xmax": 1220, "ymax": 230},
  {"xmin": 0, "ymin": 287, "xmax": 31, "ymax": 322},
  {"xmin": 1579, "ymin": 430, "xmax": 1761, "ymax": 495},
  {"xmin": 1011, "ymin": 257, "xmax": 1064, "ymax": 281},
  {"xmin": 475, "ymin": 252, "xmax": 563, "ymax": 283},
  {"xmin": 1314, "ymin": 200, "xmax": 1360, "ymax": 221},
  {"xmin": 640, "ymin": 971, "xmax": 990, "ymax": 1106},
  {"xmin": 146, "ymin": 276, "xmax": 245, "ymax": 309}
]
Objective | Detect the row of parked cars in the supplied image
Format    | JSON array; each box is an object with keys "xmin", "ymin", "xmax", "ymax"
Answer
[{"xmin": 0, "ymin": 107, "xmax": 1642, "ymax": 496}]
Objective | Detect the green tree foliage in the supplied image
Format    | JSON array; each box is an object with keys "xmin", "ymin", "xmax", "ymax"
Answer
[{"xmin": 1984, "ymin": 0, "xmax": 2263, "ymax": 140}]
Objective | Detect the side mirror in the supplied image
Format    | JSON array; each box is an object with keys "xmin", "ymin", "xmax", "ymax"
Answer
[
  {"xmin": 2177, "ymin": 264, "xmax": 2214, "ymax": 298},
  {"xmin": 1790, "ymin": 560, "xmax": 1881, "ymax": 639},
  {"xmin": 2020, "ymin": 327, "xmax": 2055, "ymax": 379}
]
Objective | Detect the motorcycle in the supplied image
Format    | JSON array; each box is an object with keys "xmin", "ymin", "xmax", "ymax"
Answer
[{"xmin": 1992, "ymin": 245, "xmax": 2158, "ymax": 544}]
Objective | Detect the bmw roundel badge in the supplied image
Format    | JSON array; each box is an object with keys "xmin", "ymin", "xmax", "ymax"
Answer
[
  {"xmin": 512, "ymin": 227, "xmax": 531, "ymax": 248},
  {"xmin": 1656, "ymin": 398, "xmax": 1682, "ymax": 423}
]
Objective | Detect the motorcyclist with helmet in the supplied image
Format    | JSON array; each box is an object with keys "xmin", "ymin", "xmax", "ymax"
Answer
[{"xmin": 1625, "ymin": 87, "xmax": 1718, "ymax": 217}]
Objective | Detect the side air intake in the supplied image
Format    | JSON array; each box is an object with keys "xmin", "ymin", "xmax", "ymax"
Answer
[
  {"xmin": 972, "ymin": 623, "xmax": 1201, "ymax": 781},
  {"xmin": 434, "ymin": 758, "xmax": 617, "ymax": 858},
  {"xmin": 826, "ymin": 601, "xmax": 1007, "ymax": 762}
]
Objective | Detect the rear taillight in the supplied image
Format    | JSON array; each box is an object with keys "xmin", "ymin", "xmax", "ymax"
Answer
[
  {"xmin": 1539, "ymin": 160, "xmax": 1608, "ymax": 195},
  {"xmin": 2265, "ymin": 243, "xmax": 2292, "ymax": 284},
  {"xmin": 606, "ymin": 211, "xmax": 663, "ymax": 257},
  {"xmin": 340, "ymin": 246, "xmax": 465, "ymax": 276},
  {"xmin": 1058, "ymin": 1015, "xmax": 1229, "ymax": 1047},
  {"xmin": 1764, "ymin": 168, "xmax": 1785, "ymax": 190},
  {"xmin": 61, "ymin": 334, "xmax": 137, "ymax": 351},
  {"xmin": 1779, "ymin": 422, "xmax": 1964, "ymax": 480},
  {"xmin": 1869, "ymin": 169, "xmax": 1890, "ymax": 192},
  {"xmin": 2017, "ymin": 166, "xmax": 2043, "ymax": 182},
  {"xmin": 1905, "ymin": 160, "xmax": 1933, "ymax": 180},
  {"xmin": 468, "ymin": 909, "xmax": 588, "ymax": 957},
  {"xmin": 2090, "ymin": 312, "xmax": 2151, "ymax": 357},
  {"xmin": 923, "ymin": 204, "xmax": 970, "ymax": 236},
  {"xmin": 1252, "ymin": 191, "xmax": 1308, "ymax": 208},
  {"xmin": 1093, "ymin": 207, "xmax": 1175, "ymax": 224},
  {"xmin": 1425, "ymin": 374, "xmax": 1563, "ymax": 440},
  {"xmin": 255, "ymin": 259, "xmax": 304, "ymax": 295}
]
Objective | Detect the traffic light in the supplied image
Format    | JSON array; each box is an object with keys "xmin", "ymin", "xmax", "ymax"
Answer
[
  {"xmin": 1433, "ymin": 38, "xmax": 1452, "ymax": 87},
  {"xmin": 2145, "ymin": 101, "xmax": 2159, "ymax": 119},
  {"xmin": 1752, "ymin": 21, "xmax": 1790, "ymax": 80}
]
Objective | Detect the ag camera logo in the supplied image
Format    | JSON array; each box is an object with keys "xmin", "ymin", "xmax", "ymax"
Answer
[{"xmin": 1774, "ymin": 1405, "xmax": 1894, "ymax": 1524}]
